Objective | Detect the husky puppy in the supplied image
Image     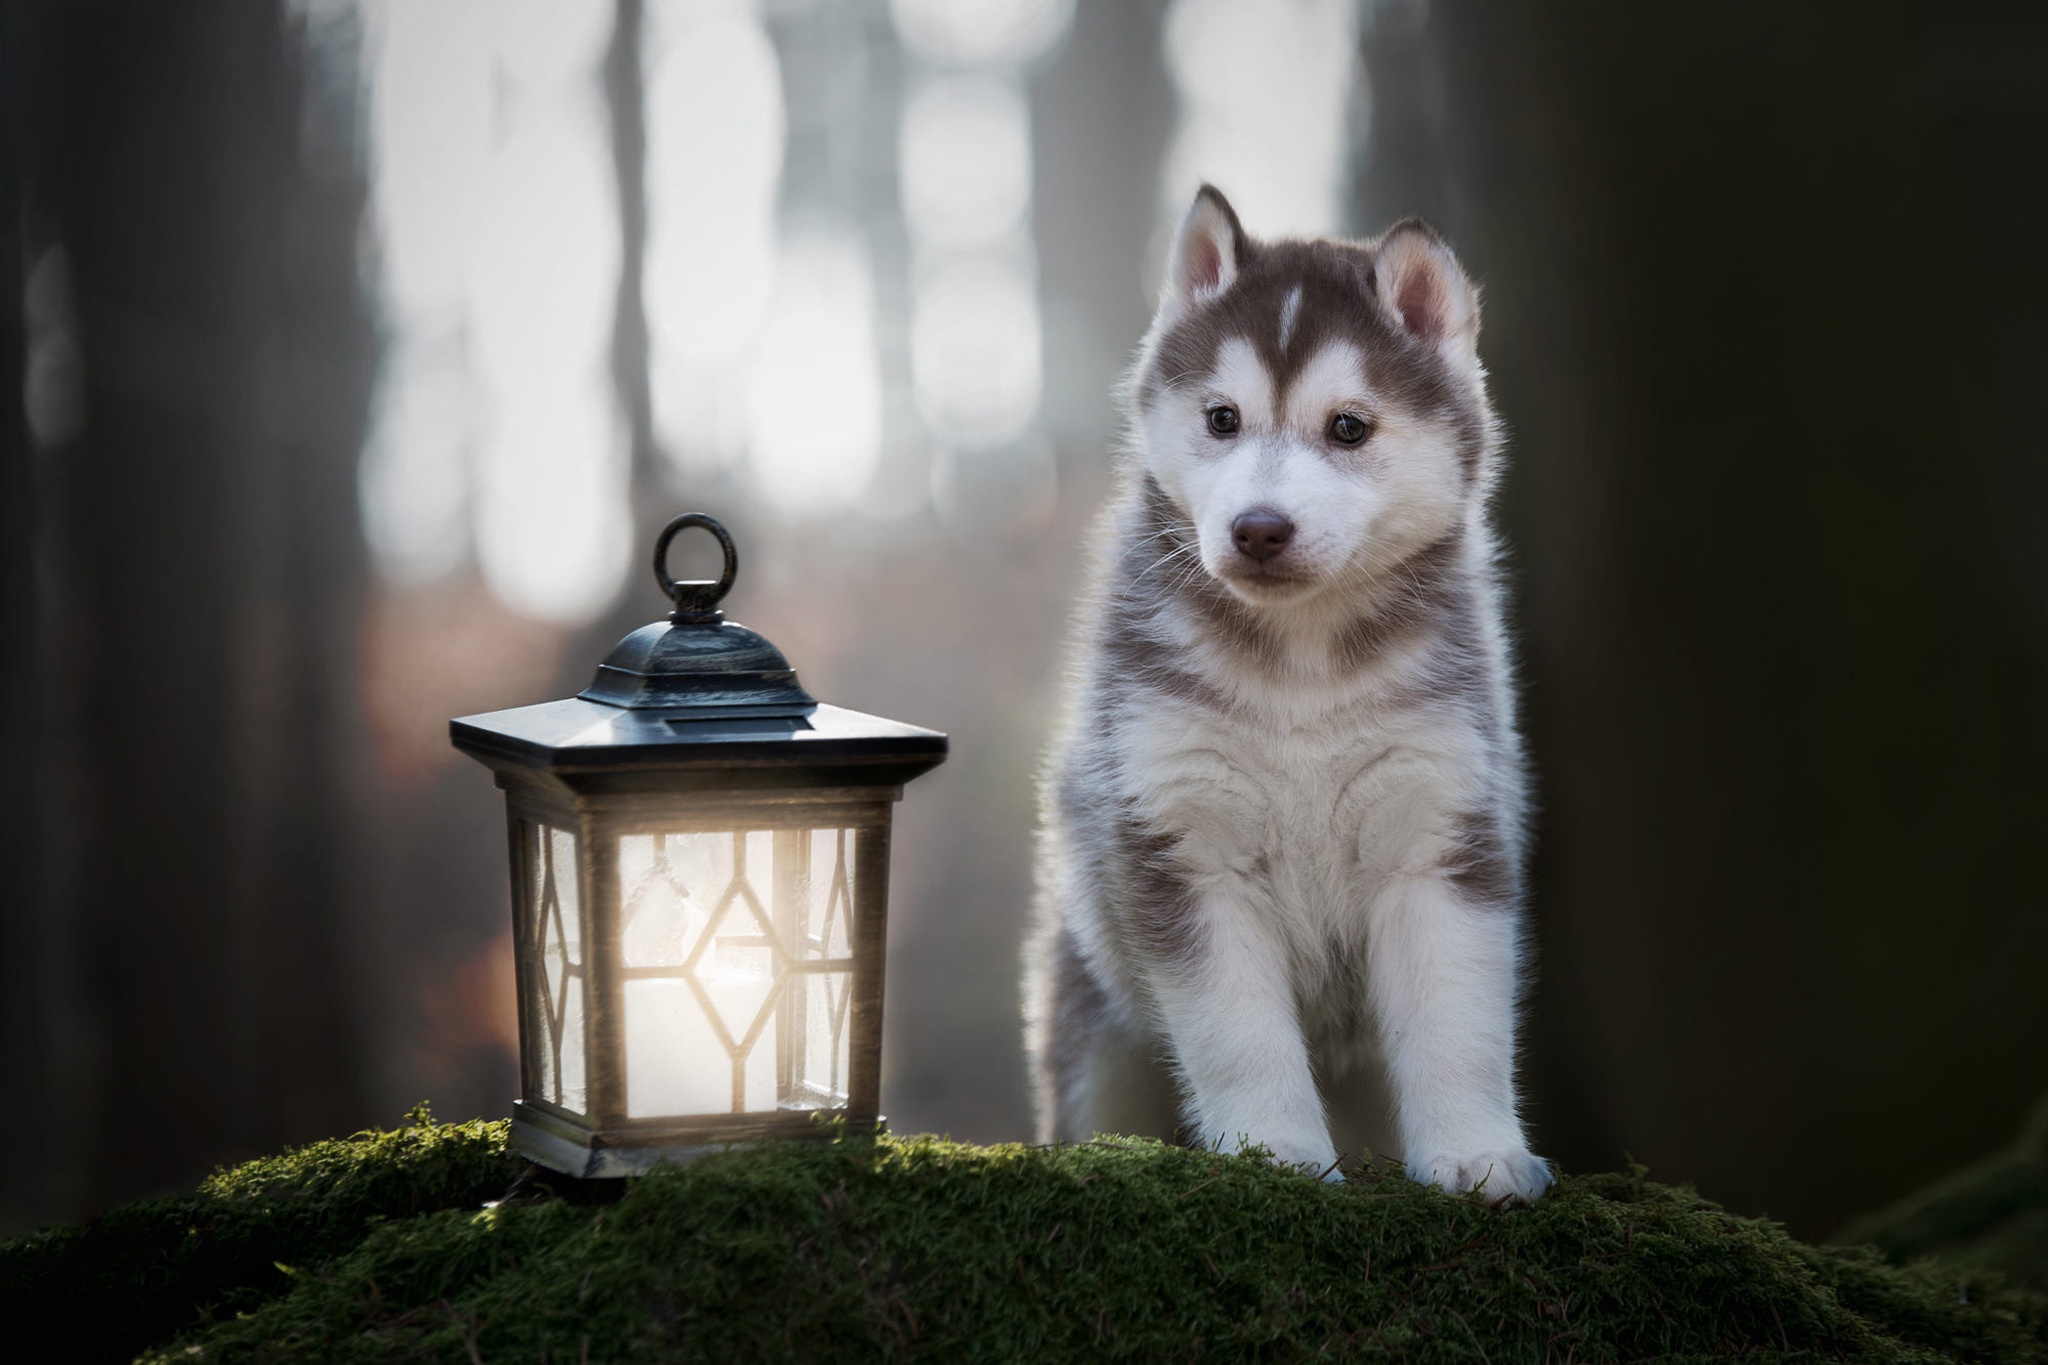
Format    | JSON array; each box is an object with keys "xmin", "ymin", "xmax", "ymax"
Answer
[{"xmin": 1024, "ymin": 186, "xmax": 1550, "ymax": 1201}]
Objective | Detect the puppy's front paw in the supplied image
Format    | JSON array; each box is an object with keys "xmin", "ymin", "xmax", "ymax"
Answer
[{"xmin": 1412, "ymin": 1148, "xmax": 1554, "ymax": 1204}]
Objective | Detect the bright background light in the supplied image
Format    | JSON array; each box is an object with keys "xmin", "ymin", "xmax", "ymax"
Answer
[
  {"xmin": 743, "ymin": 229, "xmax": 885, "ymax": 514},
  {"xmin": 911, "ymin": 255, "xmax": 1043, "ymax": 451},
  {"xmin": 358, "ymin": 334, "xmax": 471, "ymax": 585},
  {"xmin": 365, "ymin": 0, "xmax": 492, "ymax": 325},
  {"xmin": 644, "ymin": 4, "xmax": 784, "ymax": 372},
  {"xmin": 890, "ymin": 0, "xmax": 1075, "ymax": 67},
  {"xmin": 360, "ymin": 0, "xmax": 626, "ymax": 625},
  {"xmin": 1161, "ymin": 0, "xmax": 1359, "ymax": 239},
  {"xmin": 900, "ymin": 74, "xmax": 1033, "ymax": 250}
]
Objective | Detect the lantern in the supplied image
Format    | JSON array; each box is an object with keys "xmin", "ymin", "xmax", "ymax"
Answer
[{"xmin": 451, "ymin": 513, "xmax": 947, "ymax": 1177}]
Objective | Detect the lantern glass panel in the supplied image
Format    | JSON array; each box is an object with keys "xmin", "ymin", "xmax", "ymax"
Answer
[
  {"xmin": 618, "ymin": 826, "xmax": 857, "ymax": 1118},
  {"xmin": 520, "ymin": 821, "xmax": 588, "ymax": 1116}
]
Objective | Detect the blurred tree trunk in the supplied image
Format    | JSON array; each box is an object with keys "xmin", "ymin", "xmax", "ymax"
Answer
[
  {"xmin": 0, "ymin": 0, "xmax": 51, "ymax": 1230},
  {"xmin": 1359, "ymin": 0, "xmax": 2048, "ymax": 1234},
  {"xmin": 3, "ymin": 0, "xmax": 375, "ymax": 1226}
]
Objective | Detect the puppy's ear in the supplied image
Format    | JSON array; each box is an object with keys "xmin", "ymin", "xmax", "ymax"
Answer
[
  {"xmin": 1160, "ymin": 184, "xmax": 1245, "ymax": 318},
  {"xmin": 1373, "ymin": 218, "xmax": 1480, "ymax": 372}
]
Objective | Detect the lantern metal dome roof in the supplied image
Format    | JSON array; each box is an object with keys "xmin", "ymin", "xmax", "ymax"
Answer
[
  {"xmin": 450, "ymin": 514, "xmax": 947, "ymax": 785},
  {"xmin": 578, "ymin": 618, "xmax": 813, "ymax": 713}
]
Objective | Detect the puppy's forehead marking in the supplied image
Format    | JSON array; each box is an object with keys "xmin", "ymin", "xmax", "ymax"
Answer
[
  {"xmin": 1284, "ymin": 340, "xmax": 1367, "ymax": 431},
  {"xmin": 1209, "ymin": 336, "xmax": 1275, "ymax": 427},
  {"xmin": 1276, "ymin": 285, "xmax": 1303, "ymax": 353}
]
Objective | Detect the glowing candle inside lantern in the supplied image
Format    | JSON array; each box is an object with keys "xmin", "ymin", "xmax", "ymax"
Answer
[
  {"xmin": 623, "ymin": 942, "xmax": 777, "ymax": 1117},
  {"xmin": 621, "ymin": 830, "xmax": 780, "ymax": 1118}
]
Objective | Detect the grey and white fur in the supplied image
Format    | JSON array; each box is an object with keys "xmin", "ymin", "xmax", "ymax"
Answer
[{"xmin": 1024, "ymin": 186, "xmax": 1551, "ymax": 1201}]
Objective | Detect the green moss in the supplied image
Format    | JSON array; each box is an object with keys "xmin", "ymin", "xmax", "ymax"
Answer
[
  {"xmin": 0, "ymin": 1106, "xmax": 517, "ymax": 1364},
  {"xmin": 9, "ymin": 1117, "xmax": 2046, "ymax": 1362}
]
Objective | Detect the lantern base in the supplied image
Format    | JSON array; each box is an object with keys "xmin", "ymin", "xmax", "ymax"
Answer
[{"xmin": 510, "ymin": 1100, "xmax": 885, "ymax": 1179}]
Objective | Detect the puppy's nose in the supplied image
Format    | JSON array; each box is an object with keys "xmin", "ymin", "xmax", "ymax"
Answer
[{"xmin": 1232, "ymin": 509, "xmax": 1295, "ymax": 562}]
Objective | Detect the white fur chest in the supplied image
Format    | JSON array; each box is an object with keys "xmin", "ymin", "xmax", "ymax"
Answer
[{"xmin": 1112, "ymin": 689, "xmax": 1480, "ymax": 938}]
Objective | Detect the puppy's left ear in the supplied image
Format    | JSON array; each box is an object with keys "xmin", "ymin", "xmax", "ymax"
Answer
[
  {"xmin": 1159, "ymin": 184, "xmax": 1246, "ymax": 320},
  {"xmin": 1373, "ymin": 219, "xmax": 1480, "ymax": 373}
]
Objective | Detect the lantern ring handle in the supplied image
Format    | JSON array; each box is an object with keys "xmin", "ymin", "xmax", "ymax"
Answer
[{"xmin": 653, "ymin": 513, "xmax": 737, "ymax": 623}]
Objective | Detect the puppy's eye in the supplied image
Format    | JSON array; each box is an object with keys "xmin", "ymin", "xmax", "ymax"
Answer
[
  {"xmin": 1206, "ymin": 406, "xmax": 1240, "ymax": 436},
  {"xmin": 1329, "ymin": 412, "xmax": 1372, "ymax": 446}
]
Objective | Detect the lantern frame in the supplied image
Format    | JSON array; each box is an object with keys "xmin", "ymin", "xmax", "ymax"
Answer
[{"xmin": 452, "ymin": 514, "xmax": 946, "ymax": 1177}]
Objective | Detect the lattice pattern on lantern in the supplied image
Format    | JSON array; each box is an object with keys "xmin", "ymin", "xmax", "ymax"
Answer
[
  {"xmin": 617, "ymin": 827, "xmax": 856, "ymax": 1118},
  {"xmin": 522, "ymin": 823, "xmax": 588, "ymax": 1115}
]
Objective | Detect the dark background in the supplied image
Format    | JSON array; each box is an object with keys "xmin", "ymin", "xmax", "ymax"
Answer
[{"xmin": 5, "ymin": 0, "xmax": 2045, "ymax": 1241}]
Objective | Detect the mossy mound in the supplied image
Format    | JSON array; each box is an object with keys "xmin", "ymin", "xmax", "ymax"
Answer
[
  {"xmin": 0, "ymin": 1108, "xmax": 517, "ymax": 1364},
  {"xmin": 1839, "ymin": 1093, "xmax": 2048, "ymax": 1292},
  {"xmin": 7, "ymin": 1118, "xmax": 2047, "ymax": 1363}
]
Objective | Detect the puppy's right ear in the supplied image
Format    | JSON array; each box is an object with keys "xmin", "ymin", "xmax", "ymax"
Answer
[
  {"xmin": 1160, "ymin": 184, "xmax": 1245, "ymax": 319},
  {"xmin": 1372, "ymin": 218, "xmax": 1480, "ymax": 374}
]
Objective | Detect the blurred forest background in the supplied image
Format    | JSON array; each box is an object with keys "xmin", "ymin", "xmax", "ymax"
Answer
[{"xmin": 4, "ymin": 0, "xmax": 2046, "ymax": 1241}]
